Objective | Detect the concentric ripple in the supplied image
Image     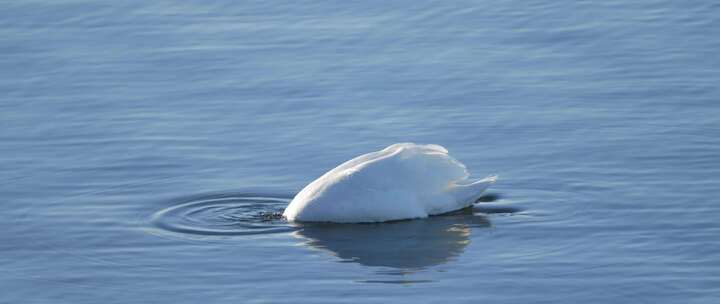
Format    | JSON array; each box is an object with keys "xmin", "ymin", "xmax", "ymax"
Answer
[{"xmin": 149, "ymin": 193, "xmax": 297, "ymax": 238}]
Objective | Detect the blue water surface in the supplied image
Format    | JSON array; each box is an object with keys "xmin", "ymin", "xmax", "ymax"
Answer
[{"xmin": 1, "ymin": 1, "xmax": 719, "ymax": 303}]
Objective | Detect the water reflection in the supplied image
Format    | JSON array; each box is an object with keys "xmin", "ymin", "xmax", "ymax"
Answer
[{"xmin": 293, "ymin": 208, "xmax": 492, "ymax": 270}]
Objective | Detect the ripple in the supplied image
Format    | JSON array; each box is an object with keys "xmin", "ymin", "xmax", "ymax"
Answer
[
  {"xmin": 149, "ymin": 193, "xmax": 297, "ymax": 239},
  {"xmin": 147, "ymin": 192, "xmax": 517, "ymax": 240}
]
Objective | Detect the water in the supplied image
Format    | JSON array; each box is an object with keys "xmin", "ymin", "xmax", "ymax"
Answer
[{"xmin": 1, "ymin": 1, "xmax": 719, "ymax": 303}]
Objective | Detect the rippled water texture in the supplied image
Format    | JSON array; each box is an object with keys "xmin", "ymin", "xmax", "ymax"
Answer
[
  {"xmin": 1, "ymin": 0, "xmax": 719, "ymax": 303},
  {"xmin": 148, "ymin": 193, "xmax": 294, "ymax": 238}
]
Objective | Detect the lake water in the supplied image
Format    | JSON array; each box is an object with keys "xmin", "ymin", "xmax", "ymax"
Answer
[{"xmin": 1, "ymin": 1, "xmax": 719, "ymax": 303}]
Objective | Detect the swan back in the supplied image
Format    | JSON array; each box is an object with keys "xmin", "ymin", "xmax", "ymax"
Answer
[{"xmin": 283, "ymin": 143, "xmax": 494, "ymax": 223}]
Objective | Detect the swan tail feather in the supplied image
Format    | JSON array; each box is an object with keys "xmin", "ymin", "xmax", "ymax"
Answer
[{"xmin": 450, "ymin": 175, "xmax": 497, "ymax": 204}]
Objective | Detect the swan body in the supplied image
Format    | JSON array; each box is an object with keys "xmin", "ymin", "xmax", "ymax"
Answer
[{"xmin": 283, "ymin": 143, "xmax": 496, "ymax": 223}]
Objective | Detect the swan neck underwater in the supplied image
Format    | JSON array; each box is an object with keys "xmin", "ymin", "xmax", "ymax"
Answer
[{"xmin": 283, "ymin": 143, "xmax": 496, "ymax": 223}]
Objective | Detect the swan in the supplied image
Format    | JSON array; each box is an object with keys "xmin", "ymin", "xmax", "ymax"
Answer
[{"xmin": 283, "ymin": 143, "xmax": 497, "ymax": 223}]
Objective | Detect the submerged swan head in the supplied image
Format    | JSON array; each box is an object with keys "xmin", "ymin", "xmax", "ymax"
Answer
[{"xmin": 283, "ymin": 143, "xmax": 496, "ymax": 223}]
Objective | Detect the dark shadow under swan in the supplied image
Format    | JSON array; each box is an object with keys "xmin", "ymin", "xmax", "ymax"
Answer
[{"xmin": 292, "ymin": 206, "xmax": 493, "ymax": 270}]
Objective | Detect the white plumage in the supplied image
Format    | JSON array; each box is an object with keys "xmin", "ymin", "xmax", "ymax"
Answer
[{"xmin": 283, "ymin": 143, "xmax": 496, "ymax": 223}]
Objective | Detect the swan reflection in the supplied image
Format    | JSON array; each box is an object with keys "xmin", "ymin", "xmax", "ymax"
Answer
[{"xmin": 293, "ymin": 207, "xmax": 492, "ymax": 270}]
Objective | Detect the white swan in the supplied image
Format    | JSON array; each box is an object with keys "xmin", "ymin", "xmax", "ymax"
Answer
[{"xmin": 283, "ymin": 143, "xmax": 496, "ymax": 223}]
